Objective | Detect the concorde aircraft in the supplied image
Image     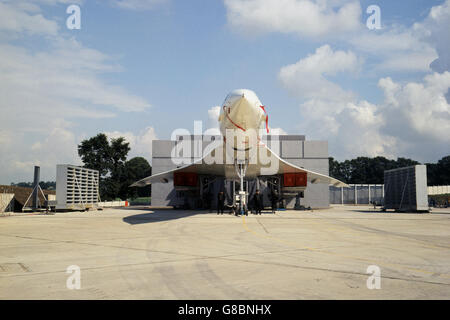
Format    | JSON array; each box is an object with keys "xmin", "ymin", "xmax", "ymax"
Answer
[{"xmin": 131, "ymin": 89, "xmax": 348, "ymax": 214}]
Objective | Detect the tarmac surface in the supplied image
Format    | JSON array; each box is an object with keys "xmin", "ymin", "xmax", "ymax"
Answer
[{"xmin": 0, "ymin": 205, "xmax": 449, "ymax": 299}]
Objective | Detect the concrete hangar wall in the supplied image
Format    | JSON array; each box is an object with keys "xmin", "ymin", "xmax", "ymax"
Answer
[{"xmin": 151, "ymin": 135, "xmax": 330, "ymax": 209}]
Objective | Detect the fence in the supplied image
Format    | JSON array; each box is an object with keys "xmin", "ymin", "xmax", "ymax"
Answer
[
  {"xmin": 428, "ymin": 186, "xmax": 450, "ymax": 195},
  {"xmin": 330, "ymin": 185, "xmax": 384, "ymax": 205}
]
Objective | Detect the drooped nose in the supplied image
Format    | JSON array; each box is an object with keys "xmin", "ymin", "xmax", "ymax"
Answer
[
  {"xmin": 222, "ymin": 89, "xmax": 266, "ymax": 132},
  {"xmin": 236, "ymin": 93, "xmax": 261, "ymax": 114}
]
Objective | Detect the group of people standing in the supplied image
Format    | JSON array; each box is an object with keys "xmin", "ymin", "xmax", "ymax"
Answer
[
  {"xmin": 216, "ymin": 189, "xmax": 279, "ymax": 215},
  {"xmin": 253, "ymin": 189, "xmax": 280, "ymax": 214}
]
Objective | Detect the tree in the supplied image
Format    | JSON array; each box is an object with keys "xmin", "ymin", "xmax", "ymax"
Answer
[
  {"xmin": 427, "ymin": 156, "xmax": 450, "ymax": 185},
  {"xmin": 110, "ymin": 137, "xmax": 131, "ymax": 177},
  {"xmin": 11, "ymin": 181, "xmax": 56, "ymax": 190},
  {"xmin": 426, "ymin": 162, "xmax": 438, "ymax": 185},
  {"xmin": 329, "ymin": 156, "xmax": 422, "ymax": 184},
  {"xmin": 437, "ymin": 156, "xmax": 450, "ymax": 185},
  {"xmin": 78, "ymin": 133, "xmax": 131, "ymax": 200},
  {"xmin": 118, "ymin": 157, "xmax": 152, "ymax": 200},
  {"xmin": 329, "ymin": 157, "xmax": 341, "ymax": 181},
  {"xmin": 77, "ymin": 133, "xmax": 112, "ymax": 178},
  {"xmin": 396, "ymin": 157, "xmax": 419, "ymax": 168}
]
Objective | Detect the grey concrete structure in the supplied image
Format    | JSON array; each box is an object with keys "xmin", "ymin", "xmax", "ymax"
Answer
[
  {"xmin": 56, "ymin": 165, "xmax": 99, "ymax": 211},
  {"xmin": 151, "ymin": 135, "xmax": 330, "ymax": 209}
]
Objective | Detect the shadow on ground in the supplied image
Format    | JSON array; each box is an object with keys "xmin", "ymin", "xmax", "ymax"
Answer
[
  {"xmin": 122, "ymin": 207, "xmax": 279, "ymax": 224},
  {"xmin": 122, "ymin": 209, "xmax": 207, "ymax": 225},
  {"xmin": 349, "ymin": 208, "xmax": 435, "ymax": 215}
]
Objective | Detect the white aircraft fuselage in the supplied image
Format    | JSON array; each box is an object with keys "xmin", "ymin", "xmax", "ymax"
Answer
[
  {"xmin": 130, "ymin": 89, "xmax": 349, "ymax": 198},
  {"xmin": 218, "ymin": 89, "xmax": 268, "ymax": 155},
  {"xmin": 219, "ymin": 89, "xmax": 268, "ymax": 134}
]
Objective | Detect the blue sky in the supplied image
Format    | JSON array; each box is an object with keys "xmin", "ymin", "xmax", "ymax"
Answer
[{"xmin": 0, "ymin": 0, "xmax": 449, "ymax": 183}]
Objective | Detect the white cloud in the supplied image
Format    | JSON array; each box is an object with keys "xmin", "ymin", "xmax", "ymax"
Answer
[
  {"xmin": 29, "ymin": 127, "xmax": 81, "ymax": 166},
  {"xmin": 224, "ymin": 0, "xmax": 362, "ymax": 37},
  {"xmin": 271, "ymin": 1, "xmax": 450, "ymax": 161},
  {"xmin": 297, "ymin": 98, "xmax": 393, "ymax": 159},
  {"xmin": 376, "ymin": 52, "xmax": 437, "ymax": 73},
  {"xmin": 0, "ymin": 1, "xmax": 153, "ymax": 184},
  {"xmin": 278, "ymin": 45, "xmax": 392, "ymax": 158},
  {"xmin": 0, "ymin": 1, "xmax": 58, "ymax": 35},
  {"xmin": 110, "ymin": 0, "xmax": 168, "ymax": 10},
  {"xmin": 30, "ymin": 0, "xmax": 84, "ymax": 4},
  {"xmin": 205, "ymin": 106, "xmax": 222, "ymax": 135},
  {"xmin": 208, "ymin": 106, "xmax": 221, "ymax": 123},
  {"xmin": 268, "ymin": 127, "xmax": 288, "ymax": 136},
  {"xmin": 1, "ymin": 125, "xmax": 82, "ymax": 183},
  {"xmin": 415, "ymin": 0, "xmax": 450, "ymax": 74},
  {"xmin": 0, "ymin": 130, "xmax": 13, "ymax": 148},
  {"xmin": 349, "ymin": 29, "xmax": 437, "ymax": 73},
  {"xmin": 279, "ymin": 44, "xmax": 361, "ymax": 101},
  {"xmin": 224, "ymin": 0, "xmax": 442, "ymax": 74},
  {"xmin": 348, "ymin": 1, "xmax": 450, "ymax": 74},
  {"xmin": 0, "ymin": 38, "xmax": 150, "ymax": 136},
  {"xmin": 379, "ymin": 72, "xmax": 450, "ymax": 142},
  {"xmin": 105, "ymin": 127, "xmax": 158, "ymax": 163},
  {"xmin": 279, "ymin": 44, "xmax": 450, "ymax": 161},
  {"xmin": 3, "ymin": 126, "xmax": 158, "ymax": 183}
]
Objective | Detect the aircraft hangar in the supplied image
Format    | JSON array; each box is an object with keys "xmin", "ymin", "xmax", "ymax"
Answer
[{"xmin": 151, "ymin": 134, "xmax": 330, "ymax": 210}]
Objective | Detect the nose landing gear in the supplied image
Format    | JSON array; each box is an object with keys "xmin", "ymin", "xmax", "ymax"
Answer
[{"xmin": 235, "ymin": 160, "xmax": 249, "ymax": 216}]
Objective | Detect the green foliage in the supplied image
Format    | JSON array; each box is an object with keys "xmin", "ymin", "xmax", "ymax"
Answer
[
  {"xmin": 78, "ymin": 133, "xmax": 130, "ymax": 200},
  {"xmin": 78, "ymin": 134, "xmax": 151, "ymax": 201},
  {"xmin": 10, "ymin": 181, "xmax": 56, "ymax": 190},
  {"xmin": 330, "ymin": 155, "xmax": 450, "ymax": 185},
  {"xmin": 426, "ymin": 156, "xmax": 450, "ymax": 186},
  {"xmin": 119, "ymin": 157, "xmax": 152, "ymax": 200},
  {"xmin": 128, "ymin": 197, "xmax": 151, "ymax": 205},
  {"xmin": 328, "ymin": 156, "xmax": 445, "ymax": 184},
  {"xmin": 110, "ymin": 137, "xmax": 131, "ymax": 177},
  {"xmin": 77, "ymin": 133, "xmax": 112, "ymax": 178}
]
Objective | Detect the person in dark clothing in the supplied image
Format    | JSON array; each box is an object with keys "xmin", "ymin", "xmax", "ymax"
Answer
[
  {"xmin": 205, "ymin": 191, "xmax": 212, "ymax": 211},
  {"xmin": 217, "ymin": 191, "xmax": 225, "ymax": 215},
  {"xmin": 270, "ymin": 190, "xmax": 278, "ymax": 213},
  {"xmin": 253, "ymin": 190, "xmax": 263, "ymax": 215}
]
